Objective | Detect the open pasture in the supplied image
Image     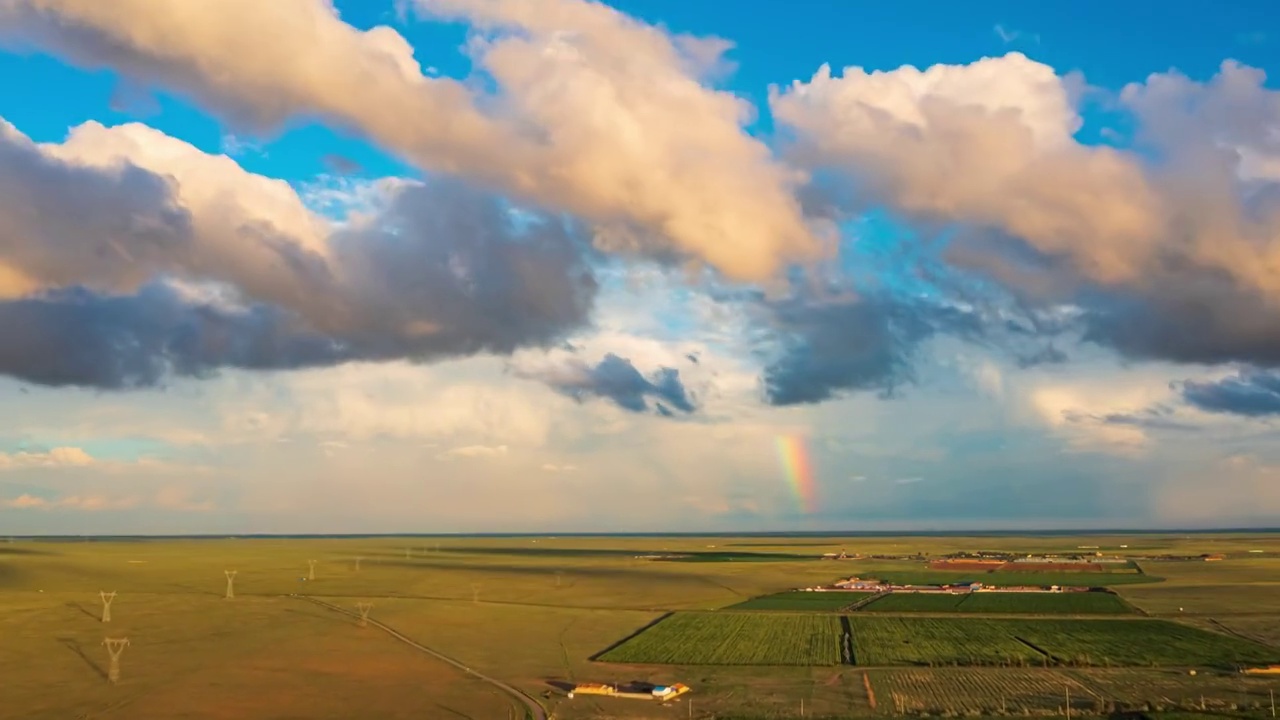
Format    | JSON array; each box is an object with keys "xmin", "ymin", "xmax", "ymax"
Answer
[
  {"xmin": 597, "ymin": 612, "xmax": 845, "ymax": 666},
  {"xmin": 728, "ymin": 590, "xmax": 870, "ymax": 611}
]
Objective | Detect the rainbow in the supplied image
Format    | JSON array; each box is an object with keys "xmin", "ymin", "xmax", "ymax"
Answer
[{"xmin": 775, "ymin": 435, "xmax": 818, "ymax": 513}]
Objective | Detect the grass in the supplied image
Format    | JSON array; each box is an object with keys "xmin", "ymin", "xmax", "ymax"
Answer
[
  {"xmin": 859, "ymin": 591, "xmax": 1135, "ymax": 614},
  {"xmin": 597, "ymin": 612, "xmax": 844, "ymax": 666},
  {"xmin": 727, "ymin": 591, "xmax": 870, "ymax": 611}
]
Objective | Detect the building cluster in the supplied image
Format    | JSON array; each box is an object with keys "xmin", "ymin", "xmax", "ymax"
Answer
[{"xmin": 815, "ymin": 577, "xmax": 1090, "ymax": 594}]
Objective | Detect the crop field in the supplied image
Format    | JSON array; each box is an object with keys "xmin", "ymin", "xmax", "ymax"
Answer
[
  {"xmin": 601, "ymin": 611, "xmax": 1279, "ymax": 670},
  {"xmin": 959, "ymin": 591, "xmax": 1134, "ymax": 614},
  {"xmin": 850, "ymin": 617, "xmax": 1044, "ymax": 666},
  {"xmin": 859, "ymin": 592, "xmax": 969, "ymax": 612},
  {"xmin": 873, "ymin": 668, "xmax": 1097, "ymax": 715},
  {"xmin": 1073, "ymin": 668, "xmax": 1280, "ymax": 712},
  {"xmin": 597, "ymin": 612, "xmax": 845, "ymax": 666},
  {"xmin": 848, "ymin": 617, "xmax": 1280, "ymax": 668},
  {"xmin": 727, "ymin": 591, "xmax": 870, "ymax": 611},
  {"xmin": 1011, "ymin": 619, "xmax": 1280, "ymax": 667},
  {"xmin": 859, "ymin": 591, "xmax": 1134, "ymax": 614}
]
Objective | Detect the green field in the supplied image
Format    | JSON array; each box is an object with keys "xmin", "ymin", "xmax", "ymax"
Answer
[
  {"xmin": 851, "ymin": 616, "xmax": 1278, "ymax": 668},
  {"xmin": 727, "ymin": 590, "xmax": 870, "ymax": 611},
  {"xmin": 860, "ymin": 591, "xmax": 1134, "ymax": 614},
  {"xmin": 598, "ymin": 612, "xmax": 845, "ymax": 666},
  {"xmin": 859, "ymin": 592, "xmax": 969, "ymax": 612},
  {"xmin": 602, "ymin": 612, "xmax": 1280, "ymax": 669}
]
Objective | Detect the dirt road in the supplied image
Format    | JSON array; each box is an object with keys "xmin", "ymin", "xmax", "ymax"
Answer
[{"xmin": 300, "ymin": 596, "xmax": 548, "ymax": 720}]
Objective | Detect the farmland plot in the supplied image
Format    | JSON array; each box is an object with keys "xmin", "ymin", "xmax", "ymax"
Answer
[
  {"xmin": 598, "ymin": 612, "xmax": 844, "ymax": 666},
  {"xmin": 957, "ymin": 592, "xmax": 1134, "ymax": 614},
  {"xmin": 729, "ymin": 591, "xmax": 869, "ymax": 611},
  {"xmin": 847, "ymin": 617, "xmax": 1278, "ymax": 668},
  {"xmin": 1074, "ymin": 668, "xmax": 1280, "ymax": 712},
  {"xmin": 876, "ymin": 668, "xmax": 1096, "ymax": 715},
  {"xmin": 860, "ymin": 593, "xmax": 968, "ymax": 613},
  {"xmin": 860, "ymin": 591, "xmax": 1133, "ymax": 614},
  {"xmin": 848, "ymin": 617, "xmax": 1043, "ymax": 666},
  {"xmin": 1014, "ymin": 619, "xmax": 1280, "ymax": 667}
]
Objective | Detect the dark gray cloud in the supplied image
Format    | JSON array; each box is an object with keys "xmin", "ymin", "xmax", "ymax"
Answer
[
  {"xmin": 515, "ymin": 353, "xmax": 696, "ymax": 415},
  {"xmin": 759, "ymin": 294, "xmax": 985, "ymax": 406},
  {"xmin": 1079, "ymin": 279, "xmax": 1280, "ymax": 369},
  {"xmin": 0, "ymin": 283, "xmax": 345, "ymax": 388},
  {"xmin": 0, "ymin": 135, "xmax": 597, "ymax": 388},
  {"xmin": 1181, "ymin": 370, "xmax": 1280, "ymax": 417}
]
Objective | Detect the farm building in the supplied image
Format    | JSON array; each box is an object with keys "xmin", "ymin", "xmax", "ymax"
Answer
[
  {"xmin": 568, "ymin": 682, "xmax": 691, "ymax": 701},
  {"xmin": 834, "ymin": 577, "xmax": 884, "ymax": 590}
]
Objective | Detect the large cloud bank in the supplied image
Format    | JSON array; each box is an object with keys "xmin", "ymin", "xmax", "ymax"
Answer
[{"xmin": 0, "ymin": 0, "xmax": 1279, "ymax": 416}]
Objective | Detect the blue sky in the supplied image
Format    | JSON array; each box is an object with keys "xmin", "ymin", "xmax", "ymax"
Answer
[{"xmin": 0, "ymin": 0, "xmax": 1278, "ymax": 534}]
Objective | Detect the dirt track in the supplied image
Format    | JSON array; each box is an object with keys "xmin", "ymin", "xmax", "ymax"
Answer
[{"xmin": 299, "ymin": 595, "xmax": 548, "ymax": 720}]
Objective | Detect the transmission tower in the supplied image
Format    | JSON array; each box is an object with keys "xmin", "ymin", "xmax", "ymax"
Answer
[
  {"xmin": 102, "ymin": 637, "xmax": 130, "ymax": 684},
  {"xmin": 99, "ymin": 591, "xmax": 116, "ymax": 623},
  {"xmin": 224, "ymin": 570, "xmax": 237, "ymax": 599}
]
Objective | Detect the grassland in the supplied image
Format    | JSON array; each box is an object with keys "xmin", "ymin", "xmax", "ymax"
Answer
[
  {"xmin": 859, "ymin": 590, "xmax": 1135, "ymax": 614},
  {"xmin": 727, "ymin": 590, "xmax": 870, "ymax": 611},
  {"xmin": 598, "ymin": 612, "xmax": 845, "ymax": 665},
  {"xmin": 2, "ymin": 533, "xmax": 1279, "ymax": 719}
]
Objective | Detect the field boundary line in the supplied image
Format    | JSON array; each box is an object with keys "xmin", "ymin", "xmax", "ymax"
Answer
[
  {"xmin": 844, "ymin": 591, "xmax": 887, "ymax": 612},
  {"xmin": 1206, "ymin": 617, "xmax": 1277, "ymax": 648},
  {"xmin": 588, "ymin": 610, "xmax": 673, "ymax": 661},
  {"xmin": 298, "ymin": 595, "xmax": 547, "ymax": 720}
]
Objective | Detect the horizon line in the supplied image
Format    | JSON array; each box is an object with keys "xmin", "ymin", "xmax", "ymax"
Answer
[{"xmin": 6, "ymin": 526, "xmax": 1280, "ymax": 541}]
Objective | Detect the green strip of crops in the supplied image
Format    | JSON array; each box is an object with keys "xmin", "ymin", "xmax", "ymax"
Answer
[
  {"xmin": 728, "ymin": 591, "xmax": 869, "ymax": 611},
  {"xmin": 847, "ymin": 617, "xmax": 1280, "ymax": 668},
  {"xmin": 599, "ymin": 613, "xmax": 1280, "ymax": 669},
  {"xmin": 860, "ymin": 591, "xmax": 1134, "ymax": 614},
  {"xmin": 599, "ymin": 612, "xmax": 845, "ymax": 666}
]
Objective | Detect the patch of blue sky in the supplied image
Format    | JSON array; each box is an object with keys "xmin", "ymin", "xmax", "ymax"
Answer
[
  {"xmin": 235, "ymin": 122, "xmax": 419, "ymax": 185},
  {"xmin": 0, "ymin": 52, "xmax": 129, "ymax": 140}
]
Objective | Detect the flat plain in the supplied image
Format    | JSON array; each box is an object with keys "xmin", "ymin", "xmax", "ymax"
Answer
[{"xmin": 2, "ymin": 533, "xmax": 1279, "ymax": 719}]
